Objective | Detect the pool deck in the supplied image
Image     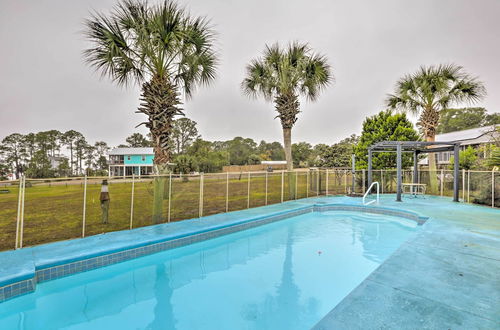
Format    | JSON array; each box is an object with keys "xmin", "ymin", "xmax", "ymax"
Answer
[
  {"xmin": 0, "ymin": 195, "xmax": 499, "ymax": 328},
  {"xmin": 312, "ymin": 195, "xmax": 500, "ymax": 329}
]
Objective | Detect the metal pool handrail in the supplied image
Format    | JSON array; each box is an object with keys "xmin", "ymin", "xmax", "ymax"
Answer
[{"xmin": 363, "ymin": 181, "xmax": 379, "ymax": 205}]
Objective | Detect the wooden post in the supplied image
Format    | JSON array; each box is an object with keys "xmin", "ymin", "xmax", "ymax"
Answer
[
  {"xmin": 467, "ymin": 170, "xmax": 470, "ymax": 203},
  {"xmin": 317, "ymin": 170, "xmax": 319, "ymax": 196},
  {"xmin": 82, "ymin": 175, "xmax": 87, "ymax": 237},
  {"xmin": 368, "ymin": 149, "xmax": 373, "ymax": 188},
  {"xmin": 226, "ymin": 172, "xmax": 229, "ymax": 212},
  {"xmin": 19, "ymin": 176, "xmax": 26, "ymax": 249},
  {"xmin": 199, "ymin": 173, "xmax": 204, "ymax": 218},
  {"xmin": 129, "ymin": 174, "xmax": 135, "ymax": 229},
  {"xmin": 306, "ymin": 171, "xmax": 309, "ymax": 198},
  {"xmin": 344, "ymin": 170, "xmax": 348, "ymax": 194},
  {"xmin": 168, "ymin": 172, "xmax": 172, "ymax": 222},
  {"xmin": 381, "ymin": 170, "xmax": 384, "ymax": 194},
  {"xmin": 15, "ymin": 176, "xmax": 23, "ymax": 249},
  {"xmin": 265, "ymin": 172, "xmax": 268, "ymax": 205},
  {"xmin": 362, "ymin": 169, "xmax": 365, "ymax": 194},
  {"xmin": 295, "ymin": 171, "xmax": 299, "ymax": 200},
  {"xmin": 462, "ymin": 169, "xmax": 466, "ymax": 202},
  {"xmin": 247, "ymin": 172, "xmax": 250, "ymax": 208},
  {"xmin": 281, "ymin": 170, "xmax": 284, "ymax": 203},
  {"xmin": 440, "ymin": 169, "xmax": 444, "ymax": 197},
  {"xmin": 326, "ymin": 169, "xmax": 329, "ymax": 195},
  {"xmin": 492, "ymin": 170, "xmax": 495, "ymax": 208}
]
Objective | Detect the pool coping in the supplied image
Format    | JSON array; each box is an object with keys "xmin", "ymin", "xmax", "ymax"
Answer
[{"xmin": 0, "ymin": 199, "xmax": 427, "ymax": 303}]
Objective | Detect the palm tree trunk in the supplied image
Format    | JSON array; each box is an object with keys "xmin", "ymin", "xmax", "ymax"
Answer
[
  {"xmin": 282, "ymin": 127, "xmax": 296, "ymax": 200},
  {"xmin": 420, "ymin": 107, "xmax": 440, "ymax": 193},
  {"xmin": 276, "ymin": 92, "xmax": 299, "ymax": 200},
  {"xmin": 139, "ymin": 75, "xmax": 182, "ymax": 224},
  {"xmin": 283, "ymin": 128, "xmax": 293, "ymax": 172}
]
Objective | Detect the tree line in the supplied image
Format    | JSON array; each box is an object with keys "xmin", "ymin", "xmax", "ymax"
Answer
[{"xmin": 3, "ymin": 106, "xmax": 499, "ymax": 181}]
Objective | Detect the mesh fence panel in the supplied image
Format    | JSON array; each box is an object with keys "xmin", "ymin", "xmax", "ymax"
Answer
[
  {"xmin": 203, "ymin": 173, "xmax": 228, "ymax": 216},
  {"xmin": 227, "ymin": 172, "xmax": 248, "ymax": 211},
  {"xmin": 296, "ymin": 172, "xmax": 308, "ymax": 199},
  {"xmin": 171, "ymin": 174, "xmax": 200, "ymax": 221},
  {"xmin": 0, "ymin": 180, "xmax": 20, "ymax": 251},
  {"xmin": 469, "ymin": 171, "xmax": 494, "ymax": 207},
  {"xmin": 249, "ymin": 172, "xmax": 266, "ymax": 208},
  {"xmin": 85, "ymin": 177, "xmax": 132, "ymax": 236},
  {"xmin": 266, "ymin": 172, "xmax": 282, "ymax": 205},
  {"xmin": 22, "ymin": 178, "xmax": 84, "ymax": 247},
  {"xmin": 131, "ymin": 176, "xmax": 155, "ymax": 228}
]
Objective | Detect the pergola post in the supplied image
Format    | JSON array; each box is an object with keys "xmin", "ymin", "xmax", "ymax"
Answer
[
  {"xmin": 453, "ymin": 143, "xmax": 460, "ymax": 202},
  {"xmin": 367, "ymin": 149, "xmax": 373, "ymax": 190},
  {"xmin": 396, "ymin": 143, "xmax": 402, "ymax": 202},
  {"xmin": 413, "ymin": 151, "xmax": 418, "ymax": 184}
]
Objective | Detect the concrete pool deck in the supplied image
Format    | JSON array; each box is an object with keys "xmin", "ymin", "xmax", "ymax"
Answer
[{"xmin": 312, "ymin": 195, "xmax": 500, "ymax": 329}]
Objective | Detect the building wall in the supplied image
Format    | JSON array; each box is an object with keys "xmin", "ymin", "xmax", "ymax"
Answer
[{"xmin": 123, "ymin": 155, "xmax": 154, "ymax": 165}]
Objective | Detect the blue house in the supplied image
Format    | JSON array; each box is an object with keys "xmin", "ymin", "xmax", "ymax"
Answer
[{"xmin": 108, "ymin": 147, "xmax": 155, "ymax": 177}]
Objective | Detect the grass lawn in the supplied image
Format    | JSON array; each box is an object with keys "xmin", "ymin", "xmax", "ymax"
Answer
[{"xmin": 0, "ymin": 172, "xmax": 332, "ymax": 251}]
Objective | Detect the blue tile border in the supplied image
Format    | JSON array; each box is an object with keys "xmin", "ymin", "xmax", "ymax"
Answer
[{"xmin": 0, "ymin": 201, "xmax": 426, "ymax": 303}]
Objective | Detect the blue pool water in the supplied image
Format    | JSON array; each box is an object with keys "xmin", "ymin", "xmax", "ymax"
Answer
[{"xmin": 0, "ymin": 211, "xmax": 418, "ymax": 329}]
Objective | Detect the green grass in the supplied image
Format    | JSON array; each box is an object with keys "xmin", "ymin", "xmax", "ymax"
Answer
[{"xmin": 0, "ymin": 172, "xmax": 326, "ymax": 251}]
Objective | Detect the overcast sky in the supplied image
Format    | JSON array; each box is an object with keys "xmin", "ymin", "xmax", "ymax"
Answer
[{"xmin": 1, "ymin": 0, "xmax": 499, "ymax": 147}]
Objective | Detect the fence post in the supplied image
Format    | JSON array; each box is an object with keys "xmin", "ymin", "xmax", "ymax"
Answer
[
  {"xmin": 82, "ymin": 175, "xmax": 87, "ymax": 238},
  {"xmin": 326, "ymin": 169, "xmax": 329, "ymax": 196},
  {"xmin": 226, "ymin": 172, "xmax": 229, "ymax": 212},
  {"xmin": 467, "ymin": 170, "xmax": 470, "ymax": 203},
  {"xmin": 362, "ymin": 169, "xmax": 365, "ymax": 194},
  {"xmin": 130, "ymin": 174, "xmax": 135, "ymax": 229},
  {"xmin": 344, "ymin": 170, "xmax": 347, "ymax": 194},
  {"xmin": 440, "ymin": 169, "xmax": 444, "ymax": 197},
  {"xmin": 14, "ymin": 176, "xmax": 24, "ymax": 249},
  {"xmin": 492, "ymin": 170, "xmax": 495, "ymax": 208},
  {"xmin": 381, "ymin": 170, "xmax": 384, "ymax": 194},
  {"xmin": 19, "ymin": 176, "xmax": 26, "ymax": 249},
  {"xmin": 295, "ymin": 171, "xmax": 299, "ymax": 200},
  {"xmin": 281, "ymin": 170, "xmax": 284, "ymax": 203},
  {"xmin": 199, "ymin": 173, "xmax": 204, "ymax": 218},
  {"xmin": 247, "ymin": 172, "xmax": 250, "ymax": 208},
  {"xmin": 317, "ymin": 170, "xmax": 319, "ymax": 196},
  {"xmin": 168, "ymin": 172, "xmax": 172, "ymax": 221},
  {"xmin": 265, "ymin": 172, "xmax": 268, "ymax": 205},
  {"xmin": 462, "ymin": 169, "xmax": 466, "ymax": 201},
  {"xmin": 306, "ymin": 171, "xmax": 309, "ymax": 198}
]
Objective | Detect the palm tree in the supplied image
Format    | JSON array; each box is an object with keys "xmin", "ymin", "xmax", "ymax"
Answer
[
  {"xmin": 386, "ymin": 64, "xmax": 486, "ymax": 191},
  {"xmin": 84, "ymin": 0, "xmax": 217, "ymax": 223},
  {"xmin": 242, "ymin": 43, "xmax": 332, "ymax": 175}
]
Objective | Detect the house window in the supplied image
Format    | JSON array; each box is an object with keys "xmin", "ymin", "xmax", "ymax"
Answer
[{"xmin": 437, "ymin": 152, "xmax": 451, "ymax": 163}]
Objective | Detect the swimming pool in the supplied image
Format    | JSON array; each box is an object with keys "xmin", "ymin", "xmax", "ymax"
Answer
[{"xmin": 0, "ymin": 210, "xmax": 418, "ymax": 329}]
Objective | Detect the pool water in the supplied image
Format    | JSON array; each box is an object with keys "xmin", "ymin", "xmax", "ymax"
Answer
[{"xmin": 0, "ymin": 211, "xmax": 418, "ymax": 330}]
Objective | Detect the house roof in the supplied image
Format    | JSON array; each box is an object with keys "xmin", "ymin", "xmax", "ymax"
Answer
[
  {"xmin": 108, "ymin": 147, "xmax": 154, "ymax": 155},
  {"xmin": 435, "ymin": 125, "xmax": 498, "ymax": 144}
]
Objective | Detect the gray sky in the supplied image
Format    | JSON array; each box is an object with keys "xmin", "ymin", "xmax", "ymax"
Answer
[{"xmin": 1, "ymin": 0, "xmax": 499, "ymax": 147}]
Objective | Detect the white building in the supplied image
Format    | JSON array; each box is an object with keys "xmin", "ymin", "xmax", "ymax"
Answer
[{"xmin": 420, "ymin": 125, "xmax": 498, "ymax": 166}]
